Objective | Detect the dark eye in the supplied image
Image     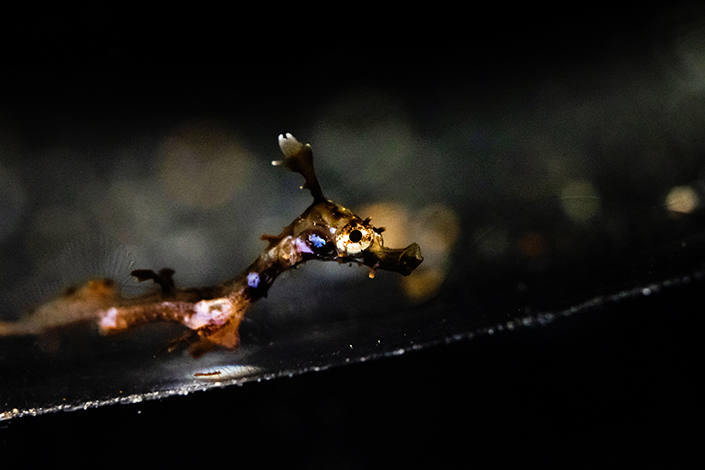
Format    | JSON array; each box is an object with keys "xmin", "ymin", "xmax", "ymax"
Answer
[{"xmin": 336, "ymin": 225, "xmax": 374, "ymax": 256}]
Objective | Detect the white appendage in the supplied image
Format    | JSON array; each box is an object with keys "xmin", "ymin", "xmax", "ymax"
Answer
[{"xmin": 274, "ymin": 133, "xmax": 305, "ymax": 164}]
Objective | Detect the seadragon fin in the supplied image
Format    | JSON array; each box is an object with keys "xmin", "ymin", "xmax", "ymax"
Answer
[{"xmin": 272, "ymin": 133, "xmax": 326, "ymax": 203}]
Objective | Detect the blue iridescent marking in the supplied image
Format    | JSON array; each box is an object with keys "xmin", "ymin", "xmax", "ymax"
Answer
[
  {"xmin": 309, "ymin": 233, "xmax": 326, "ymax": 248},
  {"xmin": 247, "ymin": 272, "xmax": 260, "ymax": 288}
]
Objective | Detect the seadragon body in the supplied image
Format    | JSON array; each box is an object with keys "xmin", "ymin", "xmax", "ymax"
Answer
[{"xmin": 0, "ymin": 134, "xmax": 423, "ymax": 356}]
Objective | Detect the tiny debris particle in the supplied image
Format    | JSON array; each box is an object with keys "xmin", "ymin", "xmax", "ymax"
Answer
[{"xmin": 194, "ymin": 371, "xmax": 222, "ymax": 377}]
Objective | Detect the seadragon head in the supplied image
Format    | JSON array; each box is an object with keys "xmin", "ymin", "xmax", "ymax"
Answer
[{"xmin": 272, "ymin": 133, "xmax": 423, "ymax": 277}]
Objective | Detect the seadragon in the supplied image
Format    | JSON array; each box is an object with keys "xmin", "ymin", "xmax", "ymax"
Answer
[{"xmin": 0, "ymin": 134, "xmax": 424, "ymax": 356}]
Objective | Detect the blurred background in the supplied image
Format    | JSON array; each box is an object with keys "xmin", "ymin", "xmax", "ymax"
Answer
[{"xmin": 1, "ymin": 3, "xmax": 705, "ymax": 467}]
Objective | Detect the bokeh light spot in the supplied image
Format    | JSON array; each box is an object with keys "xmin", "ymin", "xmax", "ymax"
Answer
[
  {"xmin": 517, "ymin": 231, "xmax": 546, "ymax": 259},
  {"xmin": 313, "ymin": 90, "xmax": 416, "ymax": 192},
  {"xmin": 158, "ymin": 119, "xmax": 254, "ymax": 210},
  {"xmin": 665, "ymin": 185, "xmax": 699, "ymax": 214},
  {"xmin": 404, "ymin": 204, "xmax": 460, "ymax": 303},
  {"xmin": 560, "ymin": 179, "xmax": 600, "ymax": 223}
]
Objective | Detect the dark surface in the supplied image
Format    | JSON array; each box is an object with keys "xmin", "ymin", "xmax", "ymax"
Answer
[{"xmin": 1, "ymin": 278, "xmax": 703, "ymax": 467}]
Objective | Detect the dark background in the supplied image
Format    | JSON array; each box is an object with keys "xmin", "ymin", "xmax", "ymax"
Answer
[{"xmin": 2, "ymin": 3, "xmax": 705, "ymax": 467}]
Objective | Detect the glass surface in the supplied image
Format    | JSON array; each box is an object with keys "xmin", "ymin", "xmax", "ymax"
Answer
[{"xmin": 2, "ymin": 6, "xmax": 705, "ymax": 422}]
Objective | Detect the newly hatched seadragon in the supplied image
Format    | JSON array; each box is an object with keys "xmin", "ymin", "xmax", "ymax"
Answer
[{"xmin": 0, "ymin": 134, "xmax": 423, "ymax": 356}]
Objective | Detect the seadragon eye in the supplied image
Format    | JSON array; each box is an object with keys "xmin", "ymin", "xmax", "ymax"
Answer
[{"xmin": 336, "ymin": 224, "xmax": 374, "ymax": 257}]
